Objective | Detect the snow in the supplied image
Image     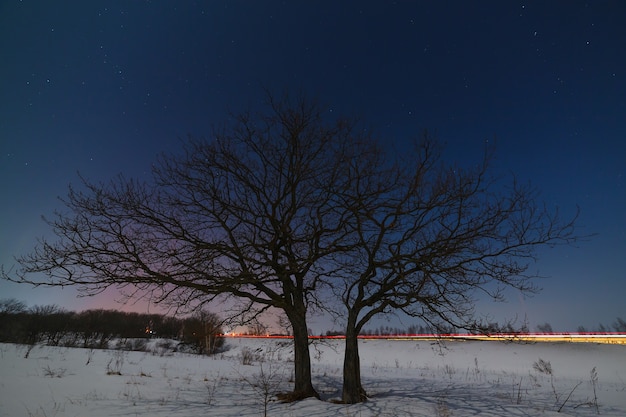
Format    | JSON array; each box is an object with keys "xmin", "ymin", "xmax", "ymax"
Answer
[{"xmin": 1, "ymin": 337, "xmax": 624, "ymax": 416}]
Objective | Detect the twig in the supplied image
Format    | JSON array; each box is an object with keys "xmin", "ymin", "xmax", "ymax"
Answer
[{"xmin": 557, "ymin": 381, "xmax": 582, "ymax": 413}]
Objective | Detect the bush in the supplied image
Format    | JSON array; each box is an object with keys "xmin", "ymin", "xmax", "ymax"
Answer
[
  {"xmin": 116, "ymin": 338, "xmax": 148, "ymax": 352},
  {"xmin": 152, "ymin": 339, "xmax": 177, "ymax": 356},
  {"xmin": 180, "ymin": 310, "xmax": 225, "ymax": 355},
  {"xmin": 240, "ymin": 346, "xmax": 265, "ymax": 365}
]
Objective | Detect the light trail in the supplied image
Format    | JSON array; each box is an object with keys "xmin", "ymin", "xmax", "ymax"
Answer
[{"xmin": 221, "ymin": 333, "xmax": 626, "ymax": 344}]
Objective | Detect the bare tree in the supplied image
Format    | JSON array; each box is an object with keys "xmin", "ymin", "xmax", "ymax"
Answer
[
  {"xmin": 0, "ymin": 298, "xmax": 27, "ymax": 314},
  {"xmin": 246, "ymin": 319, "xmax": 269, "ymax": 336},
  {"xmin": 180, "ymin": 309, "xmax": 224, "ymax": 354},
  {"xmin": 1, "ymin": 94, "xmax": 365, "ymax": 400},
  {"xmin": 0, "ymin": 298, "xmax": 28, "ymax": 343},
  {"xmin": 613, "ymin": 317, "xmax": 626, "ymax": 332},
  {"xmin": 537, "ymin": 322, "xmax": 554, "ymax": 333},
  {"xmin": 329, "ymin": 138, "xmax": 578, "ymax": 403}
]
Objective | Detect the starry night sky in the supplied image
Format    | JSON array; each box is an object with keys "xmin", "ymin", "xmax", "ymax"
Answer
[{"xmin": 1, "ymin": 1, "xmax": 625, "ymax": 333}]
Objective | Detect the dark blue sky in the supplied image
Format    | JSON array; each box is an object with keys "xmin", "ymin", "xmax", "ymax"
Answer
[{"xmin": 1, "ymin": 1, "xmax": 624, "ymax": 332}]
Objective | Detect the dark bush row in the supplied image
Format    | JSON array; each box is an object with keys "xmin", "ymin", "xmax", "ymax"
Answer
[{"xmin": 0, "ymin": 298, "xmax": 224, "ymax": 354}]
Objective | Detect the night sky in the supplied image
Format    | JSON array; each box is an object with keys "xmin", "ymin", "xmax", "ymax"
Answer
[{"xmin": 1, "ymin": 1, "xmax": 625, "ymax": 333}]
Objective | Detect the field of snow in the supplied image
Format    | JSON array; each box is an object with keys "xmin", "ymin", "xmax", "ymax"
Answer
[{"xmin": 1, "ymin": 337, "xmax": 625, "ymax": 416}]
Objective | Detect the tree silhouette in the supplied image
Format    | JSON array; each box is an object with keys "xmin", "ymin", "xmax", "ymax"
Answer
[
  {"xmin": 2, "ymin": 93, "xmax": 370, "ymax": 399},
  {"xmin": 537, "ymin": 322, "xmax": 554, "ymax": 333},
  {"xmin": 328, "ymin": 138, "xmax": 578, "ymax": 403},
  {"xmin": 180, "ymin": 310, "xmax": 224, "ymax": 354}
]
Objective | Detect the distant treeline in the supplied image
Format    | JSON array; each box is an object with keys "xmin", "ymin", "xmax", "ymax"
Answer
[
  {"xmin": 328, "ymin": 318, "xmax": 626, "ymax": 337},
  {"xmin": 0, "ymin": 298, "xmax": 224, "ymax": 354},
  {"xmin": 330, "ymin": 324, "xmax": 450, "ymax": 337},
  {"xmin": 327, "ymin": 322, "xmax": 520, "ymax": 337}
]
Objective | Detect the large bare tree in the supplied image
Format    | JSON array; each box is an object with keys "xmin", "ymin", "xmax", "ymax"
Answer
[
  {"xmin": 330, "ymin": 138, "xmax": 578, "ymax": 403},
  {"xmin": 2, "ymin": 94, "xmax": 365, "ymax": 399}
]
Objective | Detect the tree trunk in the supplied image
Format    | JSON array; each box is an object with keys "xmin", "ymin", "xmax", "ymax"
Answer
[
  {"xmin": 342, "ymin": 312, "xmax": 367, "ymax": 403},
  {"xmin": 288, "ymin": 310, "xmax": 319, "ymax": 400}
]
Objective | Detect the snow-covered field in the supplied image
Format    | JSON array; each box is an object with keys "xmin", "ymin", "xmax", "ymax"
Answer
[{"xmin": 1, "ymin": 337, "xmax": 624, "ymax": 416}]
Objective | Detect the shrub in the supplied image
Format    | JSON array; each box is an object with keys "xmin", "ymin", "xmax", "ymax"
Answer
[
  {"xmin": 116, "ymin": 338, "xmax": 148, "ymax": 352},
  {"xmin": 180, "ymin": 310, "xmax": 224, "ymax": 355},
  {"xmin": 240, "ymin": 346, "xmax": 264, "ymax": 365}
]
